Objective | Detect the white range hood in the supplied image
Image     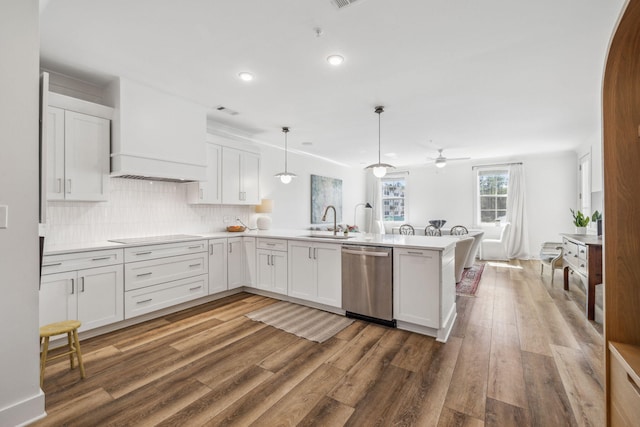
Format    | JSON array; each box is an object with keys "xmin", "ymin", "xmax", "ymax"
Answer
[{"xmin": 107, "ymin": 78, "xmax": 206, "ymax": 182}]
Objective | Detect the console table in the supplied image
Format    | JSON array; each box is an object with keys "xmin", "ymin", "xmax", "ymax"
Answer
[{"xmin": 561, "ymin": 234, "xmax": 603, "ymax": 320}]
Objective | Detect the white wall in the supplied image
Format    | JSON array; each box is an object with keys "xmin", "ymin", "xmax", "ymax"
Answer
[
  {"xmin": 258, "ymin": 144, "xmax": 367, "ymax": 230},
  {"xmin": 398, "ymin": 151, "xmax": 577, "ymax": 258},
  {"xmin": 0, "ymin": 0, "xmax": 45, "ymax": 425}
]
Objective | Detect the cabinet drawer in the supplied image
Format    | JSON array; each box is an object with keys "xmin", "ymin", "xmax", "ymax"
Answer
[
  {"xmin": 610, "ymin": 346, "xmax": 640, "ymax": 426},
  {"xmin": 256, "ymin": 238, "xmax": 287, "ymax": 251},
  {"xmin": 563, "ymin": 240, "xmax": 578, "ymax": 258},
  {"xmin": 124, "ymin": 240, "xmax": 207, "ymax": 262},
  {"xmin": 124, "ymin": 274, "xmax": 208, "ymax": 319},
  {"xmin": 42, "ymin": 248, "xmax": 123, "ymax": 275},
  {"xmin": 576, "ymin": 244, "xmax": 587, "ymax": 261},
  {"xmin": 125, "ymin": 253, "xmax": 208, "ymax": 291}
]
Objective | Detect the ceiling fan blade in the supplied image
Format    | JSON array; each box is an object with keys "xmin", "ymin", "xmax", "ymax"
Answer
[{"xmin": 447, "ymin": 157, "xmax": 471, "ymax": 161}]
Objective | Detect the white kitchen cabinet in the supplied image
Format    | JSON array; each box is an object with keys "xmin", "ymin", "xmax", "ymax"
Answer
[
  {"xmin": 221, "ymin": 147, "xmax": 260, "ymax": 205},
  {"xmin": 288, "ymin": 240, "xmax": 342, "ymax": 308},
  {"xmin": 208, "ymin": 238, "xmax": 228, "ymax": 294},
  {"xmin": 39, "ymin": 263, "xmax": 124, "ymax": 332},
  {"xmin": 46, "ymin": 106, "xmax": 110, "ymax": 201},
  {"xmin": 186, "ymin": 142, "xmax": 222, "ymax": 204},
  {"xmin": 256, "ymin": 239, "xmax": 288, "ymax": 295},
  {"xmin": 393, "ymin": 246, "xmax": 455, "ymax": 341},
  {"xmin": 228, "ymin": 236, "xmax": 256, "ymax": 289}
]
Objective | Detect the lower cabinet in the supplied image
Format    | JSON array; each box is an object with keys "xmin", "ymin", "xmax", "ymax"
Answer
[
  {"xmin": 39, "ymin": 263, "xmax": 124, "ymax": 332},
  {"xmin": 124, "ymin": 274, "xmax": 208, "ymax": 318},
  {"xmin": 393, "ymin": 246, "xmax": 455, "ymax": 337},
  {"xmin": 288, "ymin": 240, "xmax": 341, "ymax": 308},
  {"xmin": 256, "ymin": 238, "xmax": 287, "ymax": 295},
  {"xmin": 208, "ymin": 238, "xmax": 228, "ymax": 294},
  {"xmin": 228, "ymin": 236, "xmax": 256, "ymax": 289}
]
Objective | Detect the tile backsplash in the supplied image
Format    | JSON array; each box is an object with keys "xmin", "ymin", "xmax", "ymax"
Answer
[{"xmin": 45, "ymin": 178, "xmax": 253, "ymax": 245}]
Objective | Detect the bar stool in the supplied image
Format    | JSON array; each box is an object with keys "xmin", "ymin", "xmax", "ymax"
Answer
[{"xmin": 39, "ymin": 320, "xmax": 86, "ymax": 387}]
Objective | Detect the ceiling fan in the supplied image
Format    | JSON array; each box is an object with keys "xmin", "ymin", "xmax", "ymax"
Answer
[{"xmin": 428, "ymin": 149, "xmax": 471, "ymax": 168}]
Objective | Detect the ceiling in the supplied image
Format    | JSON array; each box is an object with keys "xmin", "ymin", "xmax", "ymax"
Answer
[{"xmin": 39, "ymin": 0, "xmax": 626, "ymax": 169}]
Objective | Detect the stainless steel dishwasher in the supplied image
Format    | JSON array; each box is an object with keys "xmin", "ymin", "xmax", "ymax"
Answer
[{"xmin": 341, "ymin": 245, "xmax": 395, "ymax": 327}]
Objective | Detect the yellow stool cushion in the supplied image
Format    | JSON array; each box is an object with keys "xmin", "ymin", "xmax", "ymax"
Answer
[{"xmin": 40, "ymin": 320, "xmax": 82, "ymax": 338}]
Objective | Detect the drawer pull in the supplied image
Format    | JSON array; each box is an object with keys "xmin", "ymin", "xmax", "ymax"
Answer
[
  {"xmin": 189, "ymin": 286, "xmax": 202, "ymax": 291},
  {"xmin": 136, "ymin": 251, "xmax": 152, "ymax": 256},
  {"xmin": 136, "ymin": 272, "xmax": 153, "ymax": 277},
  {"xmin": 266, "ymin": 243, "xmax": 276, "ymax": 246},
  {"xmin": 188, "ymin": 245, "xmax": 201, "ymax": 249},
  {"xmin": 407, "ymin": 251, "xmax": 424, "ymax": 255},
  {"xmin": 137, "ymin": 299, "xmax": 152, "ymax": 304},
  {"xmin": 92, "ymin": 256, "xmax": 111, "ymax": 261},
  {"xmin": 628, "ymin": 374, "xmax": 640, "ymax": 397},
  {"xmin": 189, "ymin": 263, "xmax": 202, "ymax": 268},
  {"xmin": 43, "ymin": 262, "xmax": 62, "ymax": 267}
]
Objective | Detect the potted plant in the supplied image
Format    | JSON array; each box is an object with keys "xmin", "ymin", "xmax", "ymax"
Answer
[
  {"xmin": 592, "ymin": 210, "xmax": 603, "ymax": 236},
  {"xmin": 570, "ymin": 208, "xmax": 590, "ymax": 234}
]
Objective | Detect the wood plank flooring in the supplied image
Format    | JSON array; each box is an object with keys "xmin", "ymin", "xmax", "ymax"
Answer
[{"xmin": 33, "ymin": 259, "xmax": 604, "ymax": 426}]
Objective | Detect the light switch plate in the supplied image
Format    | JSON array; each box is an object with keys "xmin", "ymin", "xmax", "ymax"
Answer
[{"xmin": 0, "ymin": 205, "xmax": 7, "ymax": 229}]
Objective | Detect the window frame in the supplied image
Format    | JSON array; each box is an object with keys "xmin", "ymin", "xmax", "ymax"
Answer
[
  {"xmin": 380, "ymin": 172, "xmax": 408, "ymax": 224},
  {"xmin": 474, "ymin": 167, "xmax": 509, "ymax": 226}
]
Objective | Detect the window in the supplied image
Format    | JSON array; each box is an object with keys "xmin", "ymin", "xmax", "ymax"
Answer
[
  {"xmin": 477, "ymin": 169, "xmax": 509, "ymax": 224},
  {"xmin": 381, "ymin": 175, "xmax": 407, "ymax": 222}
]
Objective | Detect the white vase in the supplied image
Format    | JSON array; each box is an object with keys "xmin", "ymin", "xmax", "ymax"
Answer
[{"xmin": 576, "ymin": 226, "xmax": 587, "ymax": 235}]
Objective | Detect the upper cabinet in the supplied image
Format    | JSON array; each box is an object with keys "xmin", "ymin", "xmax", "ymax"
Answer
[
  {"xmin": 186, "ymin": 141, "xmax": 222, "ymax": 204},
  {"xmin": 46, "ymin": 93, "xmax": 112, "ymax": 201},
  {"xmin": 107, "ymin": 78, "xmax": 207, "ymax": 181},
  {"xmin": 221, "ymin": 147, "xmax": 260, "ymax": 205}
]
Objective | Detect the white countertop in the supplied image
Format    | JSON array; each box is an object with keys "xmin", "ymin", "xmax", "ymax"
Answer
[{"xmin": 43, "ymin": 228, "xmax": 459, "ymax": 255}]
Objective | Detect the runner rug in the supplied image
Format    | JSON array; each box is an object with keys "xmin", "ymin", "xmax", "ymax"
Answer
[
  {"xmin": 456, "ymin": 262, "xmax": 485, "ymax": 296},
  {"xmin": 245, "ymin": 301, "xmax": 353, "ymax": 343}
]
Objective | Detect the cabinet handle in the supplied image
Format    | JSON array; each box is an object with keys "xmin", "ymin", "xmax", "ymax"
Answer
[
  {"xmin": 92, "ymin": 256, "xmax": 111, "ymax": 261},
  {"xmin": 407, "ymin": 251, "xmax": 423, "ymax": 255},
  {"xmin": 188, "ymin": 245, "xmax": 201, "ymax": 249},
  {"xmin": 229, "ymin": 244, "xmax": 233, "ymax": 254},
  {"xmin": 136, "ymin": 251, "xmax": 152, "ymax": 256},
  {"xmin": 189, "ymin": 286, "xmax": 202, "ymax": 291},
  {"xmin": 81, "ymin": 277, "xmax": 85, "ymax": 292},
  {"xmin": 43, "ymin": 262, "xmax": 62, "ymax": 267},
  {"xmin": 266, "ymin": 243, "xmax": 276, "ymax": 246},
  {"xmin": 271, "ymin": 255, "xmax": 275, "ymax": 265},
  {"xmin": 57, "ymin": 178, "xmax": 62, "ymax": 193},
  {"xmin": 70, "ymin": 278, "xmax": 75, "ymax": 294},
  {"xmin": 66, "ymin": 179, "xmax": 71, "ymax": 193},
  {"xmin": 308, "ymin": 247, "xmax": 312, "ymax": 259},
  {"xmin": 137, "ymin": 299, "xmax": 152, "ymax": 304},
  {"xmin": 266, "ymin": 255, "xmax": 271, "ymax": 266},
  {"xmin": 136, "ymin": 272, "xmax": 153, "ymax": 277},
  {"xmin": 210, "ymin": 244, "xmax": 213, "ymax": 255},
  {"xmin": 314, "ymin": 248, "xmax": 318, "ymax": 259},
  {"xmin": 189, "ymin": 263, "xmax": 201, "ymax": 268}
]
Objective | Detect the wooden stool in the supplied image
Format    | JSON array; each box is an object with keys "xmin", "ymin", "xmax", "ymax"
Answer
[{"xmin": 39, "ymin": 320, "xmax": 86, "ymax": 387}]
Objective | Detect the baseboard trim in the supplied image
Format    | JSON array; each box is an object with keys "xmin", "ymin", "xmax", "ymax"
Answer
[{"xmin": 0, "ymin": 389, "xmax": 46, "ymax": 427}]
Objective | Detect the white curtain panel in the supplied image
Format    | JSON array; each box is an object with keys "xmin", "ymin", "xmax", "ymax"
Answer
[{"xmin": 506, "ymin": 163, "xmax": 530, "ymax": 259}]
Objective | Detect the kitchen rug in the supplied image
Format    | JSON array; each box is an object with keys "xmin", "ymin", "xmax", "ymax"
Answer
[
  {"xmin": 245, "ymin": 301, "xmax": 354, "ymax": 343},
  {"xmin": 456, "ymin": 262, "xmax": 485, "ymax": 296}
]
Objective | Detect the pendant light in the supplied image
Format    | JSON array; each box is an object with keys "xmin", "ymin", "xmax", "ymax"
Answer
[
  {"xmin": 274, "ymin": 126, "xmax": 297, "ymax": 184},
  {"xmin": 365, "ymin": 106, "xmax": 394, "ymax": 178}
]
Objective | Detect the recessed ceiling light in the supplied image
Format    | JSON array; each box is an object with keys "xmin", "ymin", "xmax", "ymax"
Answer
[
  {"xmin": 302, "ymin": 141, "xmax": 313, "ymax": 146},
  {"xmin": 238, "ymin": 72, "xmax": 254, "ymax": 81},
  {"xmin": 327, "ymin": 55, "xmax": 344, "ymax": 66}
]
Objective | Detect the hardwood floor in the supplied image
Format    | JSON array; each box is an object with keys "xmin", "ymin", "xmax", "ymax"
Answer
[{"xmin": 34, "ymin": 259, "xmax": 604, "ymax": 426}]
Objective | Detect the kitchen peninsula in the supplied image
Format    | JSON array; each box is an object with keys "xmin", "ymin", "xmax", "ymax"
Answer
[{"xmin": 41, "ymin": 230, "xmax": 458, "ymax": 343}]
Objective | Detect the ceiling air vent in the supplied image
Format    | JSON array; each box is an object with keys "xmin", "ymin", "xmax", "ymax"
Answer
[
  {"xmin": 330, "ymin": 0, "xmax": 366, "ymax": 9},
  {"xmin": 215, "ymin": 105, "xmax": 239, "ymax": 116}
]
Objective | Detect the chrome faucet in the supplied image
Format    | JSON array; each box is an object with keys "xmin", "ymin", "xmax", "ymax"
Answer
[{"xmin": 321, "ymin": 205, "xmax": 337, "ymax": 235}]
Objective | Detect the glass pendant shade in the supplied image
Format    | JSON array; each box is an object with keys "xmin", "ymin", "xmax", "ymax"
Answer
[
  {"xmin": 364, "ymin": 106, "xmax": 395, "ymax": 177},
  {"xmin": 274, "ymin": 127, "xmax": 297, "ymax": 184}
]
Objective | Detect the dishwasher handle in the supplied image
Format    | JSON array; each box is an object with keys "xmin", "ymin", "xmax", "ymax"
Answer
[{"xmin": 342, "ymin": 248, "xmax": 390, "ymax": 257}]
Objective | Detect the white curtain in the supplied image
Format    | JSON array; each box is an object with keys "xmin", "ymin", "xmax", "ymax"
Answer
[{"xmin": 506, "ymin": 164, "xmax": 529, "ymax": 259}]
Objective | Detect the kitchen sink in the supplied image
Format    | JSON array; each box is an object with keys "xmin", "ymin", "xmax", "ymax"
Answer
[{"xmin": 299, "ymin": 234, "xmax": 354, "ymax": 240}]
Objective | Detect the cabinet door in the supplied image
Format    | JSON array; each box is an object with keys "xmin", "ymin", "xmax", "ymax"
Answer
[
  {"xmin": 208, "ymin": 239, "xmax": 228, "ymax": 294},
  {"xmin": 242, "ymin": 151, "xmax": 260, "ymax": 205},
  {"xmin": 64, "ymin": 111, "xmax": 110, "ymax": 201},
  {"xmin": 39, "ymin": 271, "xmax": 77, "ymax": 327},
  {"xmin": 271, "ymin": 250, "xmax": 288, "ymax": 295},
  {"xmin": 77, "ymin": 264, "xmax": 124, "ymax": 331},
  {"xmin": 227, "ymin": 237, "xmax": 244, "ymax": 289},
  {"xmin": 46, "ymin": 106, "xmax": 65, "ymax": 200},
  {"xmin": 243, "ymin": 237, "xmax": 256, "ymax": 287},
  {"xmin": 221, "ymin": 147, "xmax": 242, "ymax": 204},
  {"xmin": 393, "ymin": 249, "xmax": 440, "ymax": 328},
  {"xmin": 202, "ymin": 143, "xmax": 222, "ymax": 203},
  {"xmin": 288, "ymin": 242, "xmax": 316, "ymax": 300},
  {"xmin": 315, "ymin": 243, "xmax": 342, "ymax": 307},
  {"xmin": 256, "ymin": 249, "xmax": 273, "ymax": 291}
]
